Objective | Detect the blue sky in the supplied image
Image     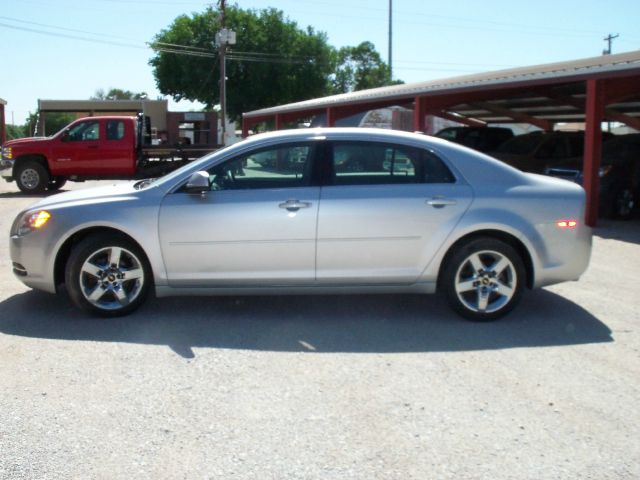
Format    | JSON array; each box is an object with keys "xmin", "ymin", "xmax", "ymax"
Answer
[{"xmin": 1, "ymin": 0, "xmax": 639, "ymax": 125}]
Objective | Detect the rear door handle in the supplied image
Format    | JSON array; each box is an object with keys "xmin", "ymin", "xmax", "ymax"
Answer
[
  {"xmin": 88, "ymin": 145, "xmax": 99, "ymax": 149},
  {"xmin": 427, "ymin": 197, "xmax": 457, "ymax": 208},
  {"xmin": 279, "ymin": 199, "xmax": 311, "ymax": 211}
]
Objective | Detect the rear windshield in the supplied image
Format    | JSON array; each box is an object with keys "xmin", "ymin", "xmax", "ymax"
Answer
[
  {"xmin": 603, "ymin": 136, "xmax": 640, "ymax": 161},
  {"xmin": 496, "ymin": 135, "xmax": 540, "ymax": 155}
]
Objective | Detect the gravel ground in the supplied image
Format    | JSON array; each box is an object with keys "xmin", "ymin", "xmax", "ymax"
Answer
[{"xmin": 0, "ymin": 180, "xmax": 639, "ymax": 479}]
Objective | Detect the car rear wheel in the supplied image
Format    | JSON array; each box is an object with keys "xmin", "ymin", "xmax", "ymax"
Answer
[
  {"xmin": 442, "ymin": 238, "xmax": 525, "ymax": 321},
  {"xmin": 65, "ymin": 233, "xmax": 151, "ymax": 317},
  {"xmin": 16, "ymin": 160, "xmax": 50, "ymax": 193}
]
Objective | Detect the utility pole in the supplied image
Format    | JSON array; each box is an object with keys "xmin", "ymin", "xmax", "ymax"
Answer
[
  {"xmin": 218, "ymin": 0, "xmax": 226, "ymax": 145},
  {"xmin": 215, "ymin": 0, "xmax": 236, "ymax": 146},
  {"xmin": 602, "ymin": 33, "xmax": 619, "ymax": 55},
  {"xmin": 388, "ymin": 0, "xmax": 393, "ymax": 79}
]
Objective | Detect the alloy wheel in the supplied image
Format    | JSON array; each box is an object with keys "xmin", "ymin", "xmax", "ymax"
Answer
[
  {"xmin": 79, "ymin": 246, "xmax": 145, "ymax": 311},
  {"xmin": 454, "ymin": 249, "xmax": 517, "ymax": 314}
]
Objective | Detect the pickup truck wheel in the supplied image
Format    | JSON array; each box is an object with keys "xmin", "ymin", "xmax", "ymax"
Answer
[
  {"xmin": 47, "ymin": 177, "xmax": 67, "ymax": 191},
  {"xmin": 65, "ymin": 233, "xmax": 151, "ymax": 317},
  {"xmin": 16, "ymin": 161, "xmax": 50, "ymax": 193},
  {"xmin": 442, "ymin": 238, "xmax": 525, "ymax": 321},
  {"xmin": 611, "ymin": 186, "xmax": 635, "ymax": 219}
]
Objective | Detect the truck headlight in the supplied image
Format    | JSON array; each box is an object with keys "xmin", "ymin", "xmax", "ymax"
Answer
[
  {"xmin": 1, "ymin": 146, "xmax": 12, "ymax": 160},
  {"xmin": 13, "ymin": 210, "xmax": 52, "ymax": 236}
]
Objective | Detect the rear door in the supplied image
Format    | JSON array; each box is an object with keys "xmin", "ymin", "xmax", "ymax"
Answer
[
  {"xmin": 316, "ymin": 141, "xmax": 473, "ymax": 284},
  {"xmin": 103, "ymin": 119, "xmax": 136, "ymax": 175}
]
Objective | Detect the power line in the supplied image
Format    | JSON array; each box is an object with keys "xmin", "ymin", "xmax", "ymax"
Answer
[
  {"xmin": 0, "ymin": 22, "xmax": 146, "ymax": 49},
  {"xmin": 0, "ymin": 15, "xmax": 139, "ymax": 41}
]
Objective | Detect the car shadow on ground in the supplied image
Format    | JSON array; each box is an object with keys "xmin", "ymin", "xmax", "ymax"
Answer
[
  {"xmin": 0, "ymin": 189, "xmax": 69, "ymax": 199},
  {"xmin": 0, "ymin": 289, "xmax": 612, "ymax": 358},
  {"xmin": 594, "ymin": 218, "xmax": 640, "ymax": 245}
]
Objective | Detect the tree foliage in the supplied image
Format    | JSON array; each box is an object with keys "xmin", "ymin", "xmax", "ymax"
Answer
[
  {"xmin": 23, "ymin": 112, "xmax": 76, "ymax": 137},
  {"xmin": 91, "ymin": 88, "xmax": 148, "ymax": 100},
  {"xmin": 6, "ymin": 123, "xmax": 26, "ymax": 140},
  {"xmin": 331, "ymin": 41, "xmax": 401, "ymax": 94},
  {"xmin": 149, "ymin": 6, "xmax": 334, "ymax": 120}
]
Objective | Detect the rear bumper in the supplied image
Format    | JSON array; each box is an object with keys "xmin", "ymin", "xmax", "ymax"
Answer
[{"xmin": 533, "ymin": 223, "xmax": 592, "ymax": 288}]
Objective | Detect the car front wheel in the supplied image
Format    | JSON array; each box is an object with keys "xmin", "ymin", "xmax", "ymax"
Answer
[
  {"xmin": 65, "ymin": 233, "xmax": 151, "ymax": 316},
  {"xmin": 442, "ymin": 238, "xmax": 525, "ymax": 321}
]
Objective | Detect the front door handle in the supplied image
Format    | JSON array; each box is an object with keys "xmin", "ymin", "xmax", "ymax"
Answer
[
  {"xmin": 88, "ymin": 145, "xmax": 99, "ymax": 149},
  {"xmin": 279, "ymin": 199, "xmax": 311, "ymax": 211},
  {"xmin": 427, "ymin": 196, "xmax": 457, "ymax": 208}
]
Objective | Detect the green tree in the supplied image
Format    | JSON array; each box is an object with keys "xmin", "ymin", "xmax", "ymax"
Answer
[
  {"xmin": 6, "ymin": 124, "xmax": 26, "ymax": 140},
  {"xmin": 331, "ymin": 41, "xmax": 400, "ymax": 94},
  {"xmin": 149, "ymin": 6, "xmax": 334, "ymax": 119},
  {"xmin": 91, "ymin": 88, "xmax": 148, "ymax": 100},
  {"xmin": 24, "ymin": 112, "xmax": 76, "ymax": 137}
]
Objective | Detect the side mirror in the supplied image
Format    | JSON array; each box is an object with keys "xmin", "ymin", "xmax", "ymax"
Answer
[
  {"xmin": 61, "ymin": 128, "xmax": 71, "ymax": 142},
  {"xmin": 185, "ymin": 171, "xmax": 210, "ymax": 194}
]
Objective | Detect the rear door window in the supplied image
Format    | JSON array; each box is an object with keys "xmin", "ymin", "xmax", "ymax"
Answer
[
  {"xmin": 329, "ymin": 141, "xmax": 455, "ymax": 186},
  {"xmin": 106, "ymin": 120, "xmax": 126, "ymax": 141}
]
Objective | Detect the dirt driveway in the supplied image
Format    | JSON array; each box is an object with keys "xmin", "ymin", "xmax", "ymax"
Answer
[{"xmin": 1, "ymin": 180, "xmax": 638, "ymax": 479}]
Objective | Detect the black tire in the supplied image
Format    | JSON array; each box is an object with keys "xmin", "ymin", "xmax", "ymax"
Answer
[
  {"xmin": 47, "ymin": 177, "xmax": 67, "ymax": 191},
  {"xmin": 15, "ymin": 160, "xmax": 50, "ymax": 193},
  {"xmin": 611, "ymin": 186, "xmax": 635, "ymax": 220},
  {"xmin": 65, "ymin": 233, "xmax": 152, "ymax": 317},
  {"xmin": 441, "ymin": 238, "xmax": 525, "ymax": 321}
]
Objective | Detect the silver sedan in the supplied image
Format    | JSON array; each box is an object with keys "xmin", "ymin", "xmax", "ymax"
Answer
[{"xmin": 9, "ymin": 128, "xmax": 592, "ymax": 320}]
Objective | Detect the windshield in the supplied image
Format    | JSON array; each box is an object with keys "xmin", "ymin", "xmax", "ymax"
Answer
[
  {"xmin": 496, "ymin": 134, "xmax": 541, "ymax": 155},
  {"xmin": 602, "ymin": 135, "xmax": 640, "ymax": 161}
]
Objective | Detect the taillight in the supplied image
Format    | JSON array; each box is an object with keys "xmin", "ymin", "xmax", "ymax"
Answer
[{"xmin": 556, "ymin": 220, "xmax": 578, "ymax": 229}]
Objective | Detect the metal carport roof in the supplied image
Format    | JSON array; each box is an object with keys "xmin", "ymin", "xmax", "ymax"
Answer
[
  {"xmin": 243, "ymin": 50, "xmax": 640, "ymax": 129},
  {"xmin": 242, "ymin": 50, "xmax": 640, "ymax": 226}
]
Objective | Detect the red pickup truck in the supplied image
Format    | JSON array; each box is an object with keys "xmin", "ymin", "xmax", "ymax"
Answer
[{"xmin": 1, "ymin": 115, "xmax": 216, "ymax": 192}]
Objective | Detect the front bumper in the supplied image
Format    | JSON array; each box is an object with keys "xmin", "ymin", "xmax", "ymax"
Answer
[{"xmin": 1, "ymin": 158, "xmax": 14, "ymax": 181}]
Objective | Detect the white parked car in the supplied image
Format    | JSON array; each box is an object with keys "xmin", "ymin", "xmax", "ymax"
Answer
[{"xmin": 9, "ymin": 128, "xmax": 591, "ymax": 320}]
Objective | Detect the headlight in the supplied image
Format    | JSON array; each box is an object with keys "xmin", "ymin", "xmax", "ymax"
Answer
[
  {"xmin": 1, "ymin": 146, "xmax": 12, "ymax": 159},
  {"xmin": 12, "ymin": 210, "xmax": 52, "ymax": 236}
]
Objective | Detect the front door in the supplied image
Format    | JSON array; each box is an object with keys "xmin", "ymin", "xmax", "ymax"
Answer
[
  {"xmin": 51, "ymin": 119, "xmax": 102, "ymax": 175},
  {"xmin": 159, "ymin": 142, "xmax": 320, "ymax": 287}
]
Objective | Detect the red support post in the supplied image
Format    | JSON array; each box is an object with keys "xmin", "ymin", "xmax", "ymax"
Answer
[
  {"xmin": 326, "ymin": 108, "xmax": 335, "ymax": 127},
  {"xmin": 413, "ymin": 96, "xmax": 426, "ymax": 132},
  {"xmin": 0, "ymin": 103, "xmax": 5, "ymax": 145},
  {"xmin": 583, "ymin": 79, "xmax": 605, "ymax": 227},
  {"xmin": 275, "ymin": 114, "xmax": 283, "ymax": 130},
  {"xmin": 241, "ymin": 116, "xmax": 249, "ymax": 138}
]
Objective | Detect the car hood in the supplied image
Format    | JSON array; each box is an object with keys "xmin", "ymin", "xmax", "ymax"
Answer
[
  {"xmin": 26, "ymin": 182, "xmax": 143, "ymax": 211},
  {"xmin": 4, "ymin": 136, "xmax": 50, "ymax": 147}
]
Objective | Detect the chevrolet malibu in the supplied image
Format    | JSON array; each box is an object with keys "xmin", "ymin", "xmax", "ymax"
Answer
[{"xmin": 9, "ymin": 128, "xmax": 592, "ymax": 321}]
